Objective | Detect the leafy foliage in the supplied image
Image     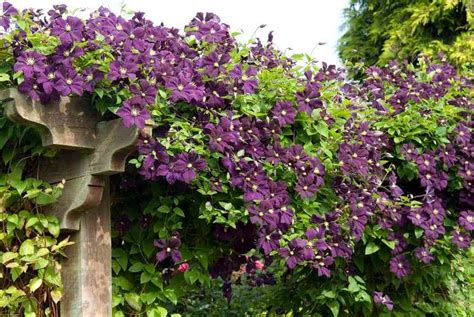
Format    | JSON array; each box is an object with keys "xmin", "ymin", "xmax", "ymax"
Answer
[
  {"xmin": 338, "ymin": 0, "xmax": 474, "ymax": 77},
  {"xmin": 0, "ymin": 104, "xmax": 69, "ymax": 316}
]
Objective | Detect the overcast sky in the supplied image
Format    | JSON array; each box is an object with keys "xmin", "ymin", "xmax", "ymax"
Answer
[{"xmin": 11, "ymin": 0, "xmax": 348, "ymax": 65}]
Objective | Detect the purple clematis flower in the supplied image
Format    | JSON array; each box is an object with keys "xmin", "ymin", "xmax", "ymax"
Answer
[
  {"xmin": 451, "ymin": 230, "xmax": 470, "ymax": 249},
  {"xmin": 257, "ymin": 230, "xmax": 281, "ymax": 255},
  {"xmin": 373, "ymin": 292, "xmax": 394, "ymax": 311},
  {"xmin": 414, "ymin": 247, "xmax": 434, "ymax": 264},
  {"xmin": 459, "ymin": 210, "xmax": 474, "ymax": 231},
  {"xmin": 129, "ymin": 79, "xmax": 157, "ymax": 105},
  {"xmin": 271, "ymin": 101, "xmax": 296, "ymax": 126},
  {"xmin": 52, "ymin": 16, "xmax": 84, "ymax": 44},
  {"xmin": 230, "ymin": 65, "xmax": 258, "ymax": 94},
  {"xmin": 108, "ymin": 58, "xmax": 139, "ymax": 81},
  {"xmin": 47, "ymin": 4, "xmax": 67, "ymax": 19},
  {"xmin": 54, "ymin": 67, "xmax": 85, "ymax": 96},
  {"xmin": 279, "ymin": 238, "xmax": 307, "ymax": 269},
  {"xmin": 295, "ymin": 174, "xmax": 320, "ymax": 199},
  {"xmin": 389, "ymin": 254, "xmax": 411, "ymax": 278},
  {"xmin": 14, "ymin": 51, "xmax": 46, "ymax": 78},
  {"xmin": 166, "ymin": 72, "xmax": 205, "ymax": 103},
  {"xmin": 312, "ymin": 254, "xmax": 334, "ymax": 277},
  {"xmin": 173, "ymin": 151, "xmax": 207, "ymax": 183},
  {"xmin": 116, "ymin": 98, "xmax": 150, "ymax": 129},
  {"xmin": 18, "ymin": 77, "xmax": 43, "ymax": 101},
  {"xmin": 154, "ymin": 233, "xmax": 182, "ymax": 263},
  {"xmin": 0, "ymin": 2, "xmax": 17, "ymax": 30},
  {"xmin": 306, "ymin": 227, "xmax": 329, "ymax": 251}
]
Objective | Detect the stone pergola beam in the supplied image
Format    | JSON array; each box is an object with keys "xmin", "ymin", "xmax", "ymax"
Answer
[{"xmin": 1, "ymin": 88, "xmax": 150, "ymax": 317}]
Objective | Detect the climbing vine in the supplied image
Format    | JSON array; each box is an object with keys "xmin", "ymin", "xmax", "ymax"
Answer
[{"xmin": 0, "ymin": 2, "xmax": 473, "ymax": 316}]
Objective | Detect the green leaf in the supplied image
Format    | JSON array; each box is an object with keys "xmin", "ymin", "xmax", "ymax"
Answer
[
  {"xmin": 158, "ymin": 205, "xmax": 171, "ymax": 213},
  {"xmin": 147, "ymin": 307, "xmax": 168, "ymax": 317},
  {"xmin": 114, "ymin": 277, "xmax": 134, "ymax": 291},
  {"xmin": 365, "ymin": 242, "xmax": 380, "ymax": 255},
  {"xmin": 2, "ymin": 252, "xmax": 18, "ymax": 264},
  {"xmin": 128, "ymin": 262, "xmax": 143, "ymax": 273},
  {"xmin": 19, "ymin": 239, "xmax": 35, "ymax": 256},
  {"xmin": 124, "ymin": 292, "xmax": 142, "ymax": 311},
  {"xmin": 173, "ymin": 207, "xmax": 185, "ymax": 217},
  {"xmin": 50, "ymin": 288, "xmax": 63, "ymax": 303},
  {"xmin": 328, "ymin": 300, "xmax": 340, "ymax": 317},
  {"xmin": 25, "ymin": 217, "xmax": 39, "ymax": 228},
  {"xmin": 140, "ymin": 271, "xmax": 151, "ymax": 284},
  {"xmin": 163, "ymin": 289, "xmax": 178, "ymax": 305},
  {"xmin": 0, "ymin": 73, "xmax": 10, "ymax": 82},
  {"xmin": 29, "ymin": 277, "xmax": 43, "ymax": 293}
]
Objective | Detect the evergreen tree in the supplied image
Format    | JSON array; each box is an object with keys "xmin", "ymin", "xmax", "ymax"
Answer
[{"xmin": 338, "ymin": 0, "xmax": 473, "ymax": 74}]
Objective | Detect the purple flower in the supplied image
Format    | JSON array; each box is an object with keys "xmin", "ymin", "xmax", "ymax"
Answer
[
  {"xmin": 279, "ymin": 238, "xmax": 307, "ymax": 269},
  {"xmin": 271, "ymin": 101, "xmax": 296, "ymax": 126},
  {"xmin": 18, "ymin": 77, "xmax": 42, "ymax": 101},
  {"xmin": 13, "ymin": 51, "xmax": 46, "ymax": 78},
  {"xmin": 408, "ymin": 208, "xmax": 428, "ymax": 226},
  {"xmin": 129, "ymin": 80, "xmax": 157, "ymax": 105},
  {"xmin": 312, "ymin": 255, "xmax": 334, "ymax": 277},
  {"xmin": 0, "ymin": 2, "xmax": 17, "ymax": 30},
  {"xmin": 54, "ymin": 67, "xmax": 85, "ymax": 96},
  {"xmin": 173, "ymin": 151, "xmax": 207, "ymax": 183},
  {"xmin": 400, "ymin": 143, "xmax": 418, "ymax": 161},
  {"xmin": 108, "ymin": 58, "xmax": 139, "ymax": 81},
  {"xmin": 114, "ymin": 215, "xmax": 131, "ymax": 234},
  {"xmin": 116, "ymin": 98, "xmax": 150, "ymax": 129},
  {"xmin": 82, "ymin": 66, "xmax": 104, "ymax": 92},
  {"xmin": 437, "ymin": 145, "xmax": 456, "ymax": 167},
  {"xmin": 295, "ymin": 174, "xmax": 319, "ymax": 199},
  {"xmin": 389, "ymin": 254, "xmax": 411, "ymax": 278},
  {"xmin": 166, "ymin": 72, "xmax": 205, "ymax": 103},
  {"xmin": 373, "ymin": 292, "xmax": 394, "ymax": 311},
  {"xmin": 338, "ymin": 143, "xmax": 370, "ymax": 176},
  {"xmin": 414, "ymin": 247, "xmax": 434, "ymax": 264},
  {"xmin": 230, "ymin": 65, "xmax": 258, "ymax": 94},
  {"xmin": 459, "ymin": 210, "xmax": 474, "ymax": 231},
  {"xmin": 204, "ymin": 122, "xmax": 238, "ymax": 153},
  {"xmin": 305, "ymin": 227, "xmax": 329, "ymax": 252},
  {"xmin": 52, "ymin": 16, "xmax": 84, "ymax": 44},
  {"xmin": 387, "ymin": 232, "xmax": 407, "ymax": 254},
  {"xmin": 348, "ymin": 209, "xmax": 368, "ymax": 241},
  {"xmin": 296, "ymin": 84, "xmax": 322, "ymax": 114},
  {"xmin": 48, "ymin": 4, "xmax": 67, "ymax": 19},
  {"xmin": 154, "ymin": 233, "xmax": 182, "ymax": 263},
  {"xmin": 199, "ymin": 51, "xmax": 230, "ymax": 77},
  {"xmin": 454, "ymin": 123, "xmax": 471, "ymax": 145},
  {"xmin": 451, "ymin": 230, "xmax": 471, "ymax": 249},
  {"xmin": 388, "ymin": 172, "xmax": 403, "ymax": 198},
  {"xmin": 416, "ymin": 153, "xmax": 436, "ymax": 174},
  {"xmin": 257, "ymin": 230, "xmax": 281, "ymax": 255}
]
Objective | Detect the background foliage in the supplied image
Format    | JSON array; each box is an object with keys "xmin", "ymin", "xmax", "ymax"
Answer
[{"xmin": 338, "ymin": 0, "xmax": 474, "ymax": 77}]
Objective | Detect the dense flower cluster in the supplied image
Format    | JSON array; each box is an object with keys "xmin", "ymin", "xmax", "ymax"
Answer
[{"xmin": 2, "ymin": 2, "xmax": 472, "ymax": 312}]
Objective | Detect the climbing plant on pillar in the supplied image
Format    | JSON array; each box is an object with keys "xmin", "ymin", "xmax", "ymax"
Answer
[{"xmin": 0, "ymin": 101, "xmax": 70, "ymax": 316}]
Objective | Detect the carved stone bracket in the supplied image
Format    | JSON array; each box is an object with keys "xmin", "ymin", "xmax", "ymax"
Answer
[{"xmin": 1, "ymin": 88, "xmax": 151, "ymax": 316}]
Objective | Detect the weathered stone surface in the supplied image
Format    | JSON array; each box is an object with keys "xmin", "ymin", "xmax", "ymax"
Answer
[{"xmin": 0, "ymin": 88, "xmax": 100, "ymax": 150}]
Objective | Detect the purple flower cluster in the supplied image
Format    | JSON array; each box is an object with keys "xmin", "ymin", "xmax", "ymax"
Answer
[{"xmin": 5, "ymin": 3, "xmax": 286, "ymax": 129}]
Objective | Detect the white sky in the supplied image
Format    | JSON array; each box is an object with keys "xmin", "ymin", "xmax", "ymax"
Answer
[{"xmin": 11, "ymin": 0, "xmax": 348, "ymax": 65}]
